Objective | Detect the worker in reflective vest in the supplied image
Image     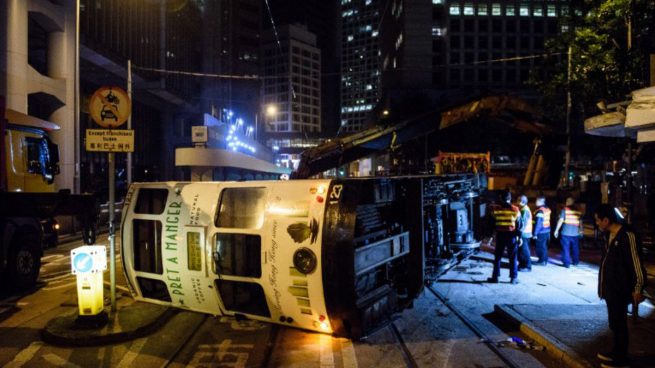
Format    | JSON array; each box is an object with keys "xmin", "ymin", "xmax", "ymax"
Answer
[
  {"xmin": 554, "ymin": 197, "xmax": 583, "ymax": 268},
  {"xmin": 488, "ymin": 190, "xmax": 521, "ymax": 284},
  {"xmin": 532, "ymin": 196, "xmax": 552, "ymax": 265},
  {"xmin": 517, "ymin": 195, "xmax": 533, "ymax": 272}
]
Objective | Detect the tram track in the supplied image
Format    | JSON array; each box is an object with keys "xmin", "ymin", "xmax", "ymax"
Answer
[
  {"xmin": 163, "ymin": 312, "xmax": 208, "ymax": 368},
  {"xmin": 425, "ymin": 283, "xmax": 522, "ymax": 368},
  {"xmin": 389, "ymin": 321, "xmax": 419, "ymax": 368}
]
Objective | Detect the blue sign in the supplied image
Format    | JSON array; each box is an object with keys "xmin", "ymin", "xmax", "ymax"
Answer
[{"xmin": 73, "ymin": 252, "xmax": 94, "ymax": 273}]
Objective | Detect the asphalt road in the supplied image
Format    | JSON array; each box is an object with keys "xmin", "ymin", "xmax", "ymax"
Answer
[{"xmin": 3, "ymin": 235, "xmax": 645, "ymax": 367}]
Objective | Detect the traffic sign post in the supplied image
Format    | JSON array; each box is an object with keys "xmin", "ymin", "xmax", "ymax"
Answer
[
  {"xmin": 71, "ymin": 246, "xmax": 108, "ymax": 327},
  {"xmin": 87, "ymin": 86, "xmax": 132, "ymax": 313}
]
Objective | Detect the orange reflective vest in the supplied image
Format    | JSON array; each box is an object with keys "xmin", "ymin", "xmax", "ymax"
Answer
[
  {"xmin": 492, "ymin": 204, "xmax": 520, "ymax": 232},
  {"xmin": 534, "ymin": 206, "xmax": 551, "ymax": 229},
  {"xmin": 563, "ymin": 207, "xmax": 581, "ymax": 226}
]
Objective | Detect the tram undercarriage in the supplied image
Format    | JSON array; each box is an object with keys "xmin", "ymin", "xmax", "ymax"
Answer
[{"xmin": 322, "ymin": 174, "xmax": 484, "ymax": 338}]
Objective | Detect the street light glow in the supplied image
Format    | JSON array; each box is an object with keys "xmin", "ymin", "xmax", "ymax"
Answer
[{"xmin": 266, "ymin": 104, "xmax": 278, "ymax": 116}]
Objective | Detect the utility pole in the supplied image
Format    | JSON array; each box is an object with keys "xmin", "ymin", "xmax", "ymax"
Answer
[
  {"xmin": 127, "ymin": 60, "xmax": 132, "ymax": 185},
  {"xmin": 561, "ymin": 45, "xmax": 573, "ymax": 189}
]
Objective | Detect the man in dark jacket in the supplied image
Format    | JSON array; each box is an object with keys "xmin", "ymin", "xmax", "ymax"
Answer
[
  {"xmin": 487, "ymin": 190, "xmax": 521, "ymax": 284},
  {"xmin": 594, "ymin": 204, "xmax": 646, "ymax": 368}
]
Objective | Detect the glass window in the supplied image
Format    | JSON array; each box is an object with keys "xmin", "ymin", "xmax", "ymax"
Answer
[
  {"xmin": 506, "ymin": 6, "xmax": 515, "ymax": 16},
  {"xmin": 25, "ymin": 137, "xmax": 43, "ymax": 174},
  {"xmin": 533, "ymin": 6, "xmax": 543, "ymax": 17},
  {"xmin": 135, "ymin": 188, "xmax": 168, "ymax": 214},
  {"xmin": 492, "ymin": 4, "xmax": 501, "ymax": 16},
  {"xmin": 477, "ymin": 4, "xmax": 488, "ymax": 16},
  {"xmin": 547, "ymin": 5, "xmax": 557, "ymax": 17},
  {"xmin": 216, "ymin": 280, "xmax": 271, "ymax": 317},
  {"xmin": 133, "ymin": 219, "xmax": 163, "ymax": 274},
  {"xmin": 137, "ymin": 277, "xmax": 171, "ymax": 302},
  {"xmin": 215, "ymin": 187, "xmax": 266, "ymax": 229},
  {"xmin": 520, "ymin": 5, "xmax": 529, "ymax": 16},
  {"xmin": 215, "ymin": 233, "xmax": 261, "ymax": 277},
  {"xmin": 449, "ymin": 4, "xmax": 460, "ymax": 15},
  {"xmin": 463, "ymin": 4, "xmax": 474, "ymax": 15}
]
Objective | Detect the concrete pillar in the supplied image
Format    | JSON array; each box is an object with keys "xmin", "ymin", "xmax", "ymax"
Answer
[
  {"xmin": 48, "ymin": 4, "xmax": 77, "ymax": 191},
  {"xmin": 5, "ymin": 0, "xmax": 29, "ymax": 111}
]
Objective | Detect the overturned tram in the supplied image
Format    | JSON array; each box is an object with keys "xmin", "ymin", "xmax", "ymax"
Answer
[{"xmin": 120, "ymin": 174, "xmax": 484, "ymax": 338}]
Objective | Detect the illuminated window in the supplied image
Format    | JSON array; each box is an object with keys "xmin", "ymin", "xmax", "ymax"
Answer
[
  {"xmin": 463, "ymin": 4, "xmax": 474, "ymax": 15},
  {"xmin": 449, "ymin": 4, "xmax": 459, "ymax": 15},
  {"xmin": 561, "ymin": 5, "xmax": 569, "ymax": 15},
  {"xmin": 477, "ymin": 4, "xmax": 488, "ymax": 15},
  {"xmin": 492, "ymin": 4, "xmax": 501, "ymax": 16},
  {"xmin": 533, "ymin": 6, "xmax": 543, "ymax": 17},
  {"xmin": 547, "ymin": 5, "xmax": 556, "ymax": 17},
  {"xmin": 520, "ymin": 5, "xmax": 529, "ymax": 16},
  {"xmin": 432, "ymin": 0, "xmax": 443, "ymax": 4},
  {"xmin": 506, "ymin": 6, "xmax": 515, "ymax": 16}
]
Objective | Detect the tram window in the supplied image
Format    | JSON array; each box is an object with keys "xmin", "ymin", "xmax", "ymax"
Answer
[
  {"xmin": 215, "ymin": 187, "xmax": 266, "ymax": 229},
  {"xmin": 215, "ymin": 233, "xmax": 261, "ymax": 277},
  {"xmin": 216, "ymin": 280, "xmax": 271, "ymax": 317},
  {"xmin": 137, "ymin": 277, "xmax": 171, "ymax": 302},
  {"xmin": 133, "ymin": 219, "xmax": 163, "ymax": 274},
  {"xmin": 135, "ymin": 188, "xmax": 168, "ymax": 214}
]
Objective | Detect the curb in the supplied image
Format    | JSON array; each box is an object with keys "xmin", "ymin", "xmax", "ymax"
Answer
[
  {"xmin": 40, "ymin": 305, "xmax": 176, "ymax": 347},
  {"xmin": 494, "ymin": 304, "xmax": 594, "ymax": 368}
]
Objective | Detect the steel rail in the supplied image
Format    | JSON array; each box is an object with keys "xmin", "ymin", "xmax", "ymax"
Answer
[{"xmin": 425, "ymin": 284, "xmax": 522, "ymax": 368}]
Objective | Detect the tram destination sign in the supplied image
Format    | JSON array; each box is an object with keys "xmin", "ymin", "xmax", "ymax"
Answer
[{"xmin": 85, "ymin": 129, "xmax": 135, "ymax": 152}]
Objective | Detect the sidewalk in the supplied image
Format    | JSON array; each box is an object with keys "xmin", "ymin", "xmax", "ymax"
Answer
[
  {"xmin": 41, "ymin": 291, "xmax": 175, "ymax": 347},
  {"xmin": 496, "ymin": 303, "xmax": 655, "ymax": 368},
  {"xmin": 475, "ymin": 238, "xmax": 655, "ymax": 368}
]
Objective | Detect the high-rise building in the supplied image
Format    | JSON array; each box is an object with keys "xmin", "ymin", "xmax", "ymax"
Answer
[
  {"xmin": 265, "ymin": 0, "xmax": 340, "ymax": 135},
  {"xmin": 380, "ymin": 0, "xmax": 567, "ymax": 94},
  {"xmin": 262, "ymin": 24, "xmax": 322, "ymax": 169},
  {"xmin": 201, "ymin": 0, "xmax": 262, "ymax": 123},
  {"xmin": 340, "ymin": 0, "xmax": 383, "ymax": 134}
]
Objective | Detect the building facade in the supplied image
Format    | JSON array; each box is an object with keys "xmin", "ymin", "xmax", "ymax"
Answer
[
  {"xmin": 381, "ymin": 0, "xmax": 568, "ymax": 93},
  {"xmin": 265, "ymin": 0, "xmax": 340, "ymax": 135},
  {"xmin": 1, "ymin": 0, "xmax": 78, "ymax": 191},
  {"xmin": 340, "ymin": 0, "xmax": 383, "ymax": 134},
  {"xmin": 263, "ymin": 24, "xmax": 322, "ymax": 169}
]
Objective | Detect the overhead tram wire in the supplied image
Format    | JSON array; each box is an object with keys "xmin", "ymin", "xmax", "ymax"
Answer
[
  {"xmin": 263, "ymin": 0, "xmax": 296, "ymax": 99},
  {"xmin": 130, "ymin": 51, "xmax": 567, "ymax": 81}
]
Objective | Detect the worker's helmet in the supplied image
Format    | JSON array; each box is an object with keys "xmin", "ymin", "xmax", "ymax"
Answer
[
  {"xmin": 519, "ymin": 195, "xmax": 528, "ymax": 206},
  {"xmin": 565, "ymin": 197, "xmax": 575, "ymax": 206}
]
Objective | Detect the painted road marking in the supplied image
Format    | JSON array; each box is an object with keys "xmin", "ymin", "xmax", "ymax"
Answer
[
  {"xmin": 4, "ymin": 341, "xmax": 43, "ymax": 368},
  {"xmin": 320, "ymin": 334, "xmax": 335, "ymax": 368},
  {"xmin": 340, "ymin": 339, "xmax": 358, "ymax": 368},
  {"xmin": 190, "ymin": 340, "xmax": 254, "ymax": 368},
  {"xmin": 43, "ymin": 353, "xmax": 82, "ymax": 368},
  {"xmin": 116, "ymin": 338, "xmax": 147, "ymax": 368}
]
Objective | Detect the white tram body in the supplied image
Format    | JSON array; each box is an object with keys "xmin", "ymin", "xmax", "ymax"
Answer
[{"xmin": 121, "ymin": 175, "xmax": 483, "ymax": 338}]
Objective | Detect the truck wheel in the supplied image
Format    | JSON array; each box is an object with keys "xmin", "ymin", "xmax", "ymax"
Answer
[{"xmin": 8, "ymin": 234, "xmax": 42, "ymax": 290}]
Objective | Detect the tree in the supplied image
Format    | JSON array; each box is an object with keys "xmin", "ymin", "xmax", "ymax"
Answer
[{"xmin": 530, "ymin": 0, "xmax": 654, "ymax": 124}]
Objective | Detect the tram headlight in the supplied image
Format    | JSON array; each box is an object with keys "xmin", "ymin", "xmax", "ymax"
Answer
[{"xmin": 293, "ymin": 247, "xmax": 317, "ymax": 274}]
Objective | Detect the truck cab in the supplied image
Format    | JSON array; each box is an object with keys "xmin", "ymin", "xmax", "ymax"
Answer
[{"xmin": 4, "ymin": 108, "xmax": 60, "ymax": 193}]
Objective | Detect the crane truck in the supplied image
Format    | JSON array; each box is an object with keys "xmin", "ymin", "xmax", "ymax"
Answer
[{"xmin": 1, "ymin": 96, "xmax": 98, "ymax": 291}]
